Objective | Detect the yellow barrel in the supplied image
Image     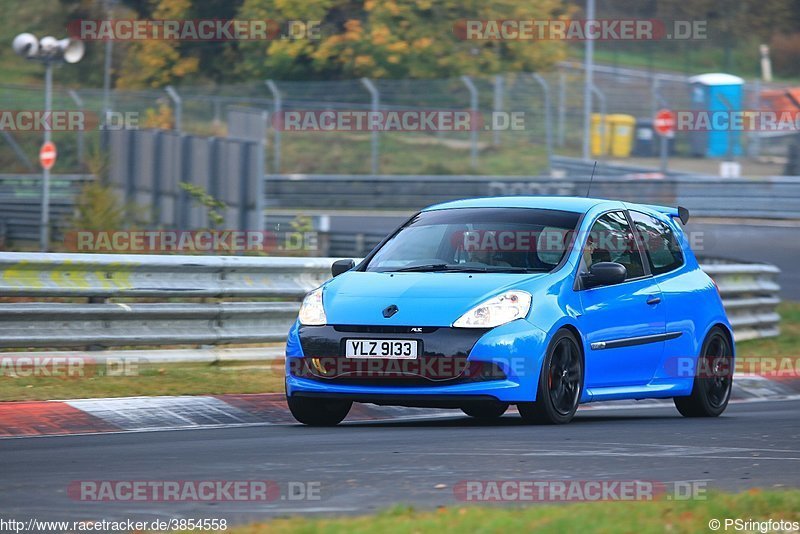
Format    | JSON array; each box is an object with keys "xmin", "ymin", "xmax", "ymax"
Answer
[
  {"xmin": 590, "ymin": 113, "xmax": 609, "ymax": 156},
  {"xmin": 607, "ymin": 114, "xmax": 636, "ymax": 157}
]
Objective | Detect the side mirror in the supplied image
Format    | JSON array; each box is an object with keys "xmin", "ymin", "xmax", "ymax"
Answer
[
  {"xmin": 582, "ymin": 262, "xmax": 627, "ymax": 289},
  {"xmin": 331, "ymin": 259, "xmax": 355, "ymax": 277}
]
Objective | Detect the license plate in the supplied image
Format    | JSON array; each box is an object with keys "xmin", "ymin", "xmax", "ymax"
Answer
[{"xmin": 344, "ymin": 339, "xmax": 418, "ymax": 359}]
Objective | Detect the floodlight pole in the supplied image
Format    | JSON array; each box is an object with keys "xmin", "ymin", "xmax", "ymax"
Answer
[{"xmin": 40, "ymin": 60, "xmax": 52, "ymax": 251}]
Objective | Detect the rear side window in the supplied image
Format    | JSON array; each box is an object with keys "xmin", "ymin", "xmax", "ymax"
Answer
[
  {"xmin": 583, "ymin": 211, "xmax": 645, "ymax": 280},
  {"xmin": 630, "ymin": 211, "xmax": 684, "ymax": 275}
]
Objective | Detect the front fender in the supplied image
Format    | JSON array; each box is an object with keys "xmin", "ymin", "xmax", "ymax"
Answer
[{"xmin": 467, "ymin": 319, "xmax": 547, "ymax": 401}]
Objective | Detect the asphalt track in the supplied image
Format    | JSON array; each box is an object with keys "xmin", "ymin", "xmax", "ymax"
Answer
[{"xmin": 2, "ymin": 398, "xmax": 799, "ymax": 525}]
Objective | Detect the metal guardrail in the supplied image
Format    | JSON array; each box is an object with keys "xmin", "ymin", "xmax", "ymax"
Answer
[
  {"xmin": 0, "ymin": 253, "xmax": 332, "ymax": 299},
  {"xmin": 702, "ymin": 263, "xmax": 782, "ymax": 342},
  {"xmin": 0, "ymin": 253, "xmax": 332, "ymax": 348},
  {"xmin": 2, "ymin": 170, "xmax": 800, "ymax": 247},
  {"xmin": 264, "ymin": 172, "xmax": 800, "ymax": 220},
  {"xmin": 549, "ymin": 155, "xmax": 690, "ymax": 177},
  {"xmin": 0, "ymin": 253, "xmax": 780, "ymax": 351},
  {"xmin": 0, "ymin": 174, "xmax": 92, "ymax": 243}
]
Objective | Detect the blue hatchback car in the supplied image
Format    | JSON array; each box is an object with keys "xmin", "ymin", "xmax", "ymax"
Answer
[{"xmin": 285, "ymin": 197, "xmax": 735, "ymax": 425}]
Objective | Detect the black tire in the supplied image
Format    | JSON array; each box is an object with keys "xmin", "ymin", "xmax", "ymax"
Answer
[
  {"xmin": 518, "ymin": 329, "xmax": 583, "ymax": 425},
  {"xmin": 287, "ymin": 395, "xmax": 352, "ymax": 426},
  {"xmin": 674, "ymin": 327, "xmax": 733, "ymax": 418},
  {"xmin": 461, "ymin": 402, "xmax": 509, "ymax": 420}
]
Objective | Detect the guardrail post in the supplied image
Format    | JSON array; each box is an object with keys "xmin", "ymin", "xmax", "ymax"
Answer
[
  {"xmin": 265, "ymin": 80, "xmax": 282, "ymax": 173},
  {"xmin": 461, "ymin": 75, "xmax": 479, "ymax": 170},
  {"xmin": 360, "ymin": 78, "xmax": 380, "ymax": 175}
]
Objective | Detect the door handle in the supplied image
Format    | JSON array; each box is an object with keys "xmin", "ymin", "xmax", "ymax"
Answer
[{"xmin": 646, "ymin": 295, "xmax": 662, "ymax": 305}]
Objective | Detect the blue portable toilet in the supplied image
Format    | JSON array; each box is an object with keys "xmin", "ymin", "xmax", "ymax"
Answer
[{"xmin": 688, "ymin": 73, "xmax": 744, "ymax": 158}]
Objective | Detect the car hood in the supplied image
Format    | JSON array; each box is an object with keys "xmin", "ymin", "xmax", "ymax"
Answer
[{"xmin": 321, "ymin": 271, "xmax": 547, "ymax": 327}]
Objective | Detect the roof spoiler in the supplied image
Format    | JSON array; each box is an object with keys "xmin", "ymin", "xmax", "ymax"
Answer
[
  {"xmin": 677, "ymin": 206, "xmax": 690, "ymax": 225},
  {"xmin": 645, "ymin": 205, "xmax": 690, "ymax": 226}
]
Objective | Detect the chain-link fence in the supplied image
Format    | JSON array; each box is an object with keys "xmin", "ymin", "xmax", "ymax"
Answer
[{"xmin": 1, "ymin": 64, "xmax": 797, "ymax": 176}]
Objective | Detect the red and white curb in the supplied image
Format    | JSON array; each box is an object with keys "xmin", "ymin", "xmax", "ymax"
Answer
[
  {"xmin": 1, "ymin": 375, "xmax": 798, "ymax": 438},
  {"xmin": 0, "ymin": 393, "xmax": 459, "ymax": 438}
]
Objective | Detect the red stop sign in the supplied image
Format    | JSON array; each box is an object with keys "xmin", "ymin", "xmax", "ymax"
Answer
[
  {"xmin": 40, "ymin": 141, "xmax": 57, "ymax": 170},
  {"xmin": 654, "ymin": 109, "xmax": 676, "ymax": 137}
]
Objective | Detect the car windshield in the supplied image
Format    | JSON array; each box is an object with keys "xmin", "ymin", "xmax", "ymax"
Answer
[{"xmin": 365, "ymin": 208, "xmax": 581, "ymax": 273}]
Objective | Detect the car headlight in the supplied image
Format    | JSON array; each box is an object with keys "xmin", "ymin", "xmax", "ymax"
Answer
[
  {"xmin": 453, "ymin": 290, "xmax": 531, "ymax": 328},
  {"xmin": 298, "ymin": 287, "xmax": 327, "ymax": 326}
]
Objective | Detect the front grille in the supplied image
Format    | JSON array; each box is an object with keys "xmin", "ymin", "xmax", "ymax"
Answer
[
  {"xmin": 295, "ymin": 325, "xmax": 499, "ymax": 387},
  {"xmin": 291, "ymin": 357, "xmax": 506, "ymax": 387}
]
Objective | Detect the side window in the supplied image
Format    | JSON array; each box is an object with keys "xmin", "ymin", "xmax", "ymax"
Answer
[
  {"xmin": 583, "ymin": 211, "xmax": 645, "ymax": 280},
  {"xmin": 630, "ymin": 211, "xmax": 684, "ymax": 275}
]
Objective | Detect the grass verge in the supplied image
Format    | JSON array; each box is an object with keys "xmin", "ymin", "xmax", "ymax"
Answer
[
  {"xmin": 227, "ymin": 489, "xmax": 799, "ymax": 534},
  {"xmin": 736, "ymin": 302, "xmax": 800, "ymax": 362},
  {"xmin": 0, "ymin": 360, "xmax": 284, "ymax": 402},
  {"xmin": 277, "ymin": 132, "xmax": 552, "ymax": 175}
]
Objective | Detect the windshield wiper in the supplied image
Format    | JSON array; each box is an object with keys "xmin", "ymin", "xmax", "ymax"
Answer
[
  {"xmin": 389, "ymin": 262, "xmax": 450, "ymax": 272},
  {"xmin": 388, "ymin": 263, "xmax": 548, "ymax": 273},
  {"xmin": 440, "ymin": 265, "xmax": 542, "ymax": 273}
]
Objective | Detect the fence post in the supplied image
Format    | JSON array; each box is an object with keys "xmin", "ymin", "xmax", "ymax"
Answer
[
  {"xmin": 651, "ymin": 75, "xmax": 661, "ymax": 118},
  {"xmin": 557, "ymin": 69, "xmax": 566, "ymax": 147},
  {"xmin": 581, "ymin": 0, "xmax": 596, "ymax": 161},
  {"xmin": 493, "ymin": 75, "xmax": 504, "ymax": 146},
  {"xmin": 125, "ymin": 129, "xmax": 137, "ymax": 204},
  {"xmin": 213, "ymin": 98, "xmax": 223, "ymax": 126},
  {"xmin": 177, "ymin": 135, "xmax": 190, "ymax": 229},
  {"xmin": 165, "ymin": 85, "xmax": 182, "ymax": 132},
  {"xmin": 360, "ymin": 78, "xmax": 380, "ymax": 175},
  {"xmin": 152, "ymin": 130, "xmax": 163, "ymax": 225},
  {"xmin": 651, "ymin": 77, "xmax": 670, "ymax": 173},
  {"xmin": 68, "ymin": 90, "xmax": 85, "ymax": 167},
  {"xmin": 748, "ymin": 79, "xmax": 762, "ymax": 158},
  {"xmin": 265, "ymin": 80, "xmax": 282, "ymax": 173},
  {"xmin": 461, "ymin": 75, "xmax": 479, "ymax": 170},
  {"xmin": 590, "ymin": 84, "xmax": 606, "ymax": 163},
  {"xmin": 532, "ymin": 74, "xmax": 553, "ymax": 174},
  {"xmin": 253, "ymin": 135, "xmax": 266, "ymax": 232}
]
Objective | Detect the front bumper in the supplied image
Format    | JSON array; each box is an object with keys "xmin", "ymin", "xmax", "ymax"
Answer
[{"xmin": 285, "ymin": 319, "xmax": 548, "ymax": 404}]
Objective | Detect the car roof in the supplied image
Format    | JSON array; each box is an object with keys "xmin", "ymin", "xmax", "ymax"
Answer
[{"xmin": 422, "ymin": 196, "xmax": 621, "ymax": 214}]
